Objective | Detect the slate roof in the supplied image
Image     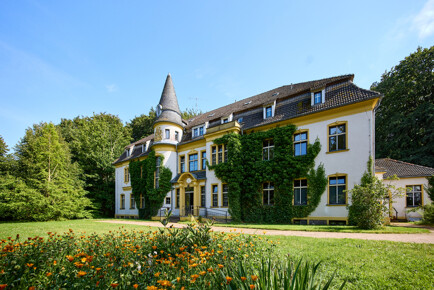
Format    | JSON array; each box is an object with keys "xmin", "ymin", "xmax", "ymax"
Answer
[
  {"xmin": 114, "ymin": 74, "xmax": 381, "ymax": 165},
  {"xmin": 375, "ymin": 158, "xmax": 434, "ymax": 178},
  {"xmin": 171, "ymin": 170, "xmax": 207, "ymax": 183},
  {"xmin": 112, "ymin": 134, "xmax": 154, "ymax": 165},
  {"xmin": 155, "ymin": 74, "xmax": 183, "ymax": 127}
]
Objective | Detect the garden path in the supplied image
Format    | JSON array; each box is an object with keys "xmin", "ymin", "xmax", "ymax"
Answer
[{"xmin": 98, "ymin": 220, "xmax": 434, "ymax": 244}]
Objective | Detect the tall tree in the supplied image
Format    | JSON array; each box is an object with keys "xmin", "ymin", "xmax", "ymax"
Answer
[
  {"xmin": 371, "ymin": 46, "xmax": 434, "ymax": 167},
  {"xmin": 10, "ymin": 122, "xmax": 91, "ymax": 220},
  {"xmin": 59, "ymin": 113, "xmax": 131, "ymax": 217},
  {"xmin": 181, "ymin": 107, "xmax": 203, "ymax": 120},
  {"xmin": 127, "ymin": 108, "xmax": 156, "ymax": 142}
]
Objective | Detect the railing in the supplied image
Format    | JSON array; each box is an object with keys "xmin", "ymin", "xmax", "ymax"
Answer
[{"xmin": 177, "ymin": 206, "xmax": 229, "ymax": 223}]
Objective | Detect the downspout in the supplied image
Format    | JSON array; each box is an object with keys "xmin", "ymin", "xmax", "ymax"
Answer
[{"xmin": 372, "ymin": 96, "xmax": 383, "ymax": 172}]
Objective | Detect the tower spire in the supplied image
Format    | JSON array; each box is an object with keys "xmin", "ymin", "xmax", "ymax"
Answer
[{"xmin": 154, "ymin": 74, "xmax": 183, "ymax": 127}]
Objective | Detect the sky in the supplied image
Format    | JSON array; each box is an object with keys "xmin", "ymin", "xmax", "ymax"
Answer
[{"xmin": 0, "ymin": 0, "xmax": 433, "ymax": 149}]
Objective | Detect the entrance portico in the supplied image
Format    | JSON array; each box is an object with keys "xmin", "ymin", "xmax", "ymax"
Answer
[{"xmin": 174, "ymin": 172, "xmax": 205, "ymax": 216}]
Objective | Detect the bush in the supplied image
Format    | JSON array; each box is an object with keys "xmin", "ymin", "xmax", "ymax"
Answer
[
  {"xmin": 348, "ymin": 158, "xmax": 389, "ymax": 229},
  {"xmin": 421, "ymin": 203, "xmax": 434, "ymax": 224}
]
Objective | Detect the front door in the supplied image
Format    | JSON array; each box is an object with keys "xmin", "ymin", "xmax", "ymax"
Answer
[{"xmin": 184, "ymin": 187, "xmax": 194, "ymax": 215}]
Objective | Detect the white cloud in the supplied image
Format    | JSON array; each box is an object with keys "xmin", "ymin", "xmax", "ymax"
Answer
[
  {"xmin": 413, "ymin": 0, "xmax": 434, "ymax": 39},
  {"xmin": 106, "ymin": 84, "xmax": 118, "ymax": 93}
]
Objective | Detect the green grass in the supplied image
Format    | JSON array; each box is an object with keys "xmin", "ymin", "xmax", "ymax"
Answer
[
  {"xmin": 270, "ymin": 235, "xmax": 434, "ymax": 289},
  {"xmin": 208, "ymin": 222, "xmax": 430, "ymax": 233},
  {"xmin": 0, "ymin": 219, "xmax": 158, "ymax": 239},
  {"xmin": 0, "ymin": 219, "xmax": 433, "ymax": 289}
]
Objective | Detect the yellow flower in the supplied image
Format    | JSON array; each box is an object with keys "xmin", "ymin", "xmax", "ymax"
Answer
[{"xmin": 77, "ymin": 271, "xmax": 87, "ymax": 277}]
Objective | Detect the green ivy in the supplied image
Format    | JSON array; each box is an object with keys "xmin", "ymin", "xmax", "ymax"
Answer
[
  {"xmin": 129, "ymin": 150, "xmax": 172, "ymax": 219},
  {"xmin": 209, "ymin": 125, "xmax": 327, "ymax": 223}
]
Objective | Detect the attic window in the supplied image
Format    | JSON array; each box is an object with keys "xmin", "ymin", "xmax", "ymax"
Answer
[
  {"xmin": 244, "ymin": 101, "xmax": 252, "ymax": 105},
  {"xmin": 208, "ymin": 113, "xmax": 215, "ymax": 117},
  {"xmin": 311, "ymin": 89, "xmax": 325, "ymax": 105},
  {"xmin": 263, "ymin": 101, "xmax": 276, "ymax": 119},
  {"xmin": 237, "ymin": 117, "xmax": 243, "ymax": 123},
  {"xmin": 221, "ymin": 113, "xmax": 233, "ymax": 124}
]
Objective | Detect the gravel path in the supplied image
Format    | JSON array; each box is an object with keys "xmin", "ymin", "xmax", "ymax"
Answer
[{"xmin": 98, "ymin": 220, "xmax": 434, "ymax": 244}]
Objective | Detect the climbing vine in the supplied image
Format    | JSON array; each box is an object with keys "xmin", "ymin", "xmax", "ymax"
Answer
[
  {"xmin": 209, "ymin": 125, "xmax": 327, "ymax": 223},
  {"xmin": 129, "ymin": 150, "xmax": 172, "ymax": 219}
]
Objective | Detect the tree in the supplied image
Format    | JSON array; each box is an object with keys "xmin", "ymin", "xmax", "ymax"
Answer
[
  {"xmin": 59, "ymin": 113, "xmax": 131, "ymax": 217},
  {"xmin": 181, "ymin": 107, "xmax": 202, "ymax": 120},
  {"xmin": 0, "ymin": 135, "xmax": 14, "ymax": 174},
  {"xmin": 127, "ymin": 108, "xmax": 156, "ymax": 142},
  {"xmin": 347, "ymin": 158, "xmax": 389, "ymax": 229},
  {"xmin": 11, "ymin": 122, "xmax": 91, "ymax": 220},
  {"xmin": 371, "ymin": 46, "xmax": 434, "ymax": 167}
]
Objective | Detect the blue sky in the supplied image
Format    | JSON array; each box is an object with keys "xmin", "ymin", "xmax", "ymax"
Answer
[{"xmin": 0, "ymin": 0, "xmax": 433, "ymax": 149}]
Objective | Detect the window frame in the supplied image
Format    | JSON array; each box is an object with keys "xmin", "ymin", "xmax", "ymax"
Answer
[
  {"xmin": 294, "ymin": 130, "xmax": 308, "ymax": 156},
  {"xmin": 293, "ymin": 178, "xmax": 308, "ymax": 206},
  {"xmin": 263, "ymin": 101, "xmax": 276, "ymax": 119},
  {"xmin": 179, "ymin": 155, "xmax": 185, "ymax": 173},
  {"xmin": 155, "ymin": 156, "xmax": 161, "ymax": 189},
  {"xmin": 222, "ymin": 184, "xmax": 229, "ymax": 207},
  {"xmin": 406, "ymin": 185, "xmax": 423, "ymax": 208},
  {"xmin": 120, "ymin": 194, "xmax": 125, "ymax": 209},
  {"xmin": 192, "ymin": 125, "xmax": 205, "ymax": 137},
  {"xmin": 211, "ymin": 184, "xmax": 219, "ymax": 207},
  {"xmin": 262, "ymin": 139, "xmax": 274, "ymax": 161},
  {"xmin": 314, "ymin": 91, "xmax": 322, "ymax": 104},
  {"xmin": 130, "ymin": 194, "xmax": 136, "ymax": 209},
  {"xmin": 165, "ymin": 197, "xmax": 171, "ymax": 205},
  {"xmin": 201, "ymin": 150, "xmax": 207, "ymax": 170},
  {"xmin": 211, "ymin": 146, "xmax": 217, "ymax": 165},
  {"xmin": 140, "ymin": 194, "xmax": 145, "ymax": 209},
  {"xmin": 200, "ymin": 185, "xmax": 206, "ymax": 207},
  {"xmin": 327, "ymin": 174, "xmax": 348, "ymax": 206},
  {"xmin": 175, "ymin": 131, "xmax": 179, "ymax": 141},
  {"xmin": 175, "ymin": 188, "xmax": 180, "ymax": 209},
  {"xmin": 188, "ymin": 152, "xmax": 198, "ymax": 172},
  {"xmin": 165, "ymin": 129, "xmax": 170, "ymax": 139},
  {"xmin": 124, "ymin": 167, "xmax": 130, "ymax": 183},
  {"xmin": 263, "ymin": 182, "xmax": 274, "ymax": 206},
  {"xmin": 327, "ymin": 121, "xmax": 348, "ymax": 153}
]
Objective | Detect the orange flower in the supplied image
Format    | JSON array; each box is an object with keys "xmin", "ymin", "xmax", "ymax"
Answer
[
  {"xmin": 53, "ymin": 260, "xmax": 57, "ymax": 265},
  {"xmin": 154, "ymin": 272, "xmax": 160, "ymax": 277},
  {"xmin": 199, "ymin": 271, "xmax": 206, "ymax": 276},
  {"xmin": 251, "ymin": 275, "xmax": 258, "ymax": 281},
  {"xmin": 157, "ymin": 280, "xmax": 172, "ymax": 287},
  {"xmin": 177, "ymin": 277, "xmax": 181, "ymax": 282},
  {"xmin": 29, "ymin": 287, "xmax": 35, "ymax": 290},
  {"xmin": 146, "ymin": 286, "xmax": 158, "ymax": 290},
  {"xmin": 241, "ymin": 276, "xmax": 247, "ymax": 281},
  {"xmin": 133, "ymin": 284, "xmax": 139, "ymax": 289},
  {"xmin": 96, "ymin": 281, "xmax": 100, "ymax": 287},
  {"xmin": 207, "ymin": 267, "xmax": 214, "ymax": 272},
  {"xmin": 250, "ymin": 285, "xmax": 255, "ymax": 289},
  {"xmin": 0, "ymin": 285, "xmax": 7, "ymax": 290},
  {"xmin": 46, "ymin": 272, "xmax": 52, "ymax": 277},
  {"xmin": 66, "ymin": 255, "xmax": 74, "ymax": 262},
  {"xmin": 111, "ymin": 283, "xmax": 119, "ymax": 288},
  {"xmin": 96, "ymin": 268, "xmax": 102, "ymax": 272},
  {"xmin": 77, "ymin": 271, "xmax": 87, "ymax": 277},
  {"xmin": 226, "ymin": 277, "xmax": 232, "ymax": 284},
  {"xmin": 26, "ymin": 263, "xmax": 34, "ymax": 268},
  {"xmin": 218, "ymin": 264, "xmax": 224, "ymax": 269},
  {"xmin": 152, "ymin": 246, "xmax": 157, "ymax": 250}
]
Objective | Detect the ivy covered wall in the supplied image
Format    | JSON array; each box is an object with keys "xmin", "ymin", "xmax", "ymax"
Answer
[
  {"xmin": 129, "ymin": 151, "xmax": 172, "ymax": 219},
  {"xmin": 209, "ymin": 125, "xmax": 327, "ymax": 223}
]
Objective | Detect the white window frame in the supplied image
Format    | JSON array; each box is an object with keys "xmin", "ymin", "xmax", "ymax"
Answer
[
  {"xmin": 192, "ymin": 125, "xmax": 206, "ymax": 137},
  {"xmin": 311, "ymin": 89, "xmax": 325, "ymax": 106},
  {"xmin": 165, "ymin": 129, "xmax": 170, "ymax": 139},
  {"xmin": 263, "ymin": 101, "xmax": 276, "ymax": 119},
  {"xmin": 221, "ymin": 113, "xmax": 233, "ymax": 124}
]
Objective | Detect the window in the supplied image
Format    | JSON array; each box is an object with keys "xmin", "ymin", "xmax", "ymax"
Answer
[
  {"xmin": 120, "ymin": 194, "xmax": 125, "ymax": 209},
  {"xmin": 237, "ymin": 117, "xmax": 243, "ymax": 123},
  {"xmin": 212, "ymin": 185, "xmax": 219, "ymax": 207},
  {"xmin": 265, "ymin": 106, "xmax": 273, "ymax": 118},
  {"xmin": 294, "ymin": 132, "xmax": 308, "ymax": 156},
  {"xmin": 189, "ymin": 153, "xmax": 198, "ymax": 171},
  {"xmin": 263, "ymin": 182, "xmax": 274, "ymax": 205},
  {"xmin": 222, "ymin": 118, "xmax": 228, "ymax": 124},
  {"xmin": 406, "ymin": 185, "xmax": 422, "ymax": 207},
  {"xmin": 328, "ymin": 176, "xmax": 346, "ymax": 205},
  {"xmin": 140, "ymin": 194, "xmax": 145, "ymax": 209},
  {"xmin": 294, "ymin": 179, "xmax": 308, "ymax": 205},
  {"xmin": 193, "ymin": 126, "xmax": 205, "ymax": 137},
  {"xmin": 329, "ymin": 123, "xmax": 346, "ymax": 152},
  {"xmin": 175, "ymin": 131, "xmax": 179, "ymax": 141},
  {"xmin": 201, "ymin": 151, "xmax": 207, "ymax": 170},
  {"xmin": 176, "ymin": 189, "xmax": 180, "ymax": 208},
  {"xmin": 212, "ymin": 146, "xmax": 217, "ymax": 165},
  {"xmin": 314, "ymin": 92, "xmax": 322, "ymax": 104},
  {"xmin": 262, "ymin": 139, "xmax": 274, "ymax": 161},
  {"xmin": 222, "ymin": 184, "xmax": 228, "ymax": 207},
  {"xmin": 224, "ymin": 145, "xmax": 228, "ymax": 162},
  {"xmin": 165, "ymin": 129, "xmax": 170, "ymax": 139},
  {"xmin": 165, "ymin": 197, "xmax": 171, "ymax": 204},
  {"xmin": 180, "ymin": 156, "xmax": 185, "ymax": 173},
  {"xmin": 130, "ymin": 194, "xmax": 136, "ymax": 209},
  {"xmin": 218, "ymin": 145, "xmax": 223, "ymax": 163},
  {"xmin": 200, "ymin": 186, "xmax": 206, "ymax": 207},
  {"xmin": 124, "ymin": 167, "xmax": 130, "ymax": 183}
]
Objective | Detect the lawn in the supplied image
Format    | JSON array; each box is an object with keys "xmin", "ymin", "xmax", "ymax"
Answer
[
  {"xmin": 209, "ymin": 222, "xmax": 430, "ymax": 234},
  {"xmin": 0, "ymin": 219, "xmax": 433, "ymax": 289}
]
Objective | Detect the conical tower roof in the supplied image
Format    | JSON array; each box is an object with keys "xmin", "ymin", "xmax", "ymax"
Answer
[{"xmin": 154, "ymin": 74, "xmax": 183, "ymax": 127}]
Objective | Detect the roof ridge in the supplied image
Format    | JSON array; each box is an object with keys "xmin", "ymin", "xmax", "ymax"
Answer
[{"xmin": 378, "ymin": 158, "xmax": 434, "ymax": 170}]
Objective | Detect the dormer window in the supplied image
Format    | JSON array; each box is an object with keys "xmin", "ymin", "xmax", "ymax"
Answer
[
  {"xmin": 311, "ymin": 89, "xmax": 325, "ymax": 105},
  {"xmin": 222, "ymin": 118, "xmax": 228, "ymax": 123},
  {"xmin": 165, "ymin": 129, "xmax": 170, "ymax": 139},
  {"xmin": 221, "ymin": 114, "xmax": 233, "ymax": 124},
  {"xmin": 263, "ymin": 101, "xmax": 276, "ymax": 119},
  {"xmin": 193, "ymin": 125, "xmax": 205, "ymax": 138}
]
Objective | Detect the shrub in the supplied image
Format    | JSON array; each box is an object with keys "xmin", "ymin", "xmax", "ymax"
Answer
[{"xmin": 421, "ymin": 203, "xmax": 434, "ymax": 224}]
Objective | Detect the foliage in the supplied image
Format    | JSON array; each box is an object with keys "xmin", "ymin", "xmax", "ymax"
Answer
[
  {"xmin": 129, "ymin": 151, "xmax": 173, "ymax": 219},
  {"xmin": 127, "ymin": 108, "xmax": 157, "ymax": 142},
  {"xmin": 0, "ymin": 136, "xmax": 7, "ymax": 157},
  {"xmin": 59, "ymin": 113, "xmax": 131, "ymax": 217},
  {"xmin": 0, "ymin": 135, "xmax": 15, "ymax": 174},
  {"xmin": 420, "ymin": 203, "xmax": 434, "ymax": 224},
  {"xmin": 9, "ymin": 123, "xmax": 91, "ymax": 221},
  {"xmin": 181, "ymin": 107, "xmax": 203, "ymax": 120},
  {"xmin": 209, "ymin": 125, "xmax": 326, "ymax": 223},
  {"xmin": 0, "ymin": 223, "xmax": 342, "ymax": 289},
  {"xmin": 371, "ymin": 46, "xmax": 434, "ymax": 167},
  {"xmin": 347, "ymin": 158, "xmax": 389, "ymax": 229}
]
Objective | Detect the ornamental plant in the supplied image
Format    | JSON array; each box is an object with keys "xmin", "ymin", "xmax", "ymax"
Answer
[{"xmin": 209, "ymin": 125, "xmax": 327, "ymax": 223}]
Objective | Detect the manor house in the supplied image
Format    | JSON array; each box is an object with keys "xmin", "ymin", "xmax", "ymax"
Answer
[{"xmin": 114, "ymin": 74, "xmax": 381, "ymax": 224}]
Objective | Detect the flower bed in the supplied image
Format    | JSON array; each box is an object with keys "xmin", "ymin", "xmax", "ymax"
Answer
[{"xmin": 0, "ymin": 222, "xmax": 340, "ymax": 289}]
